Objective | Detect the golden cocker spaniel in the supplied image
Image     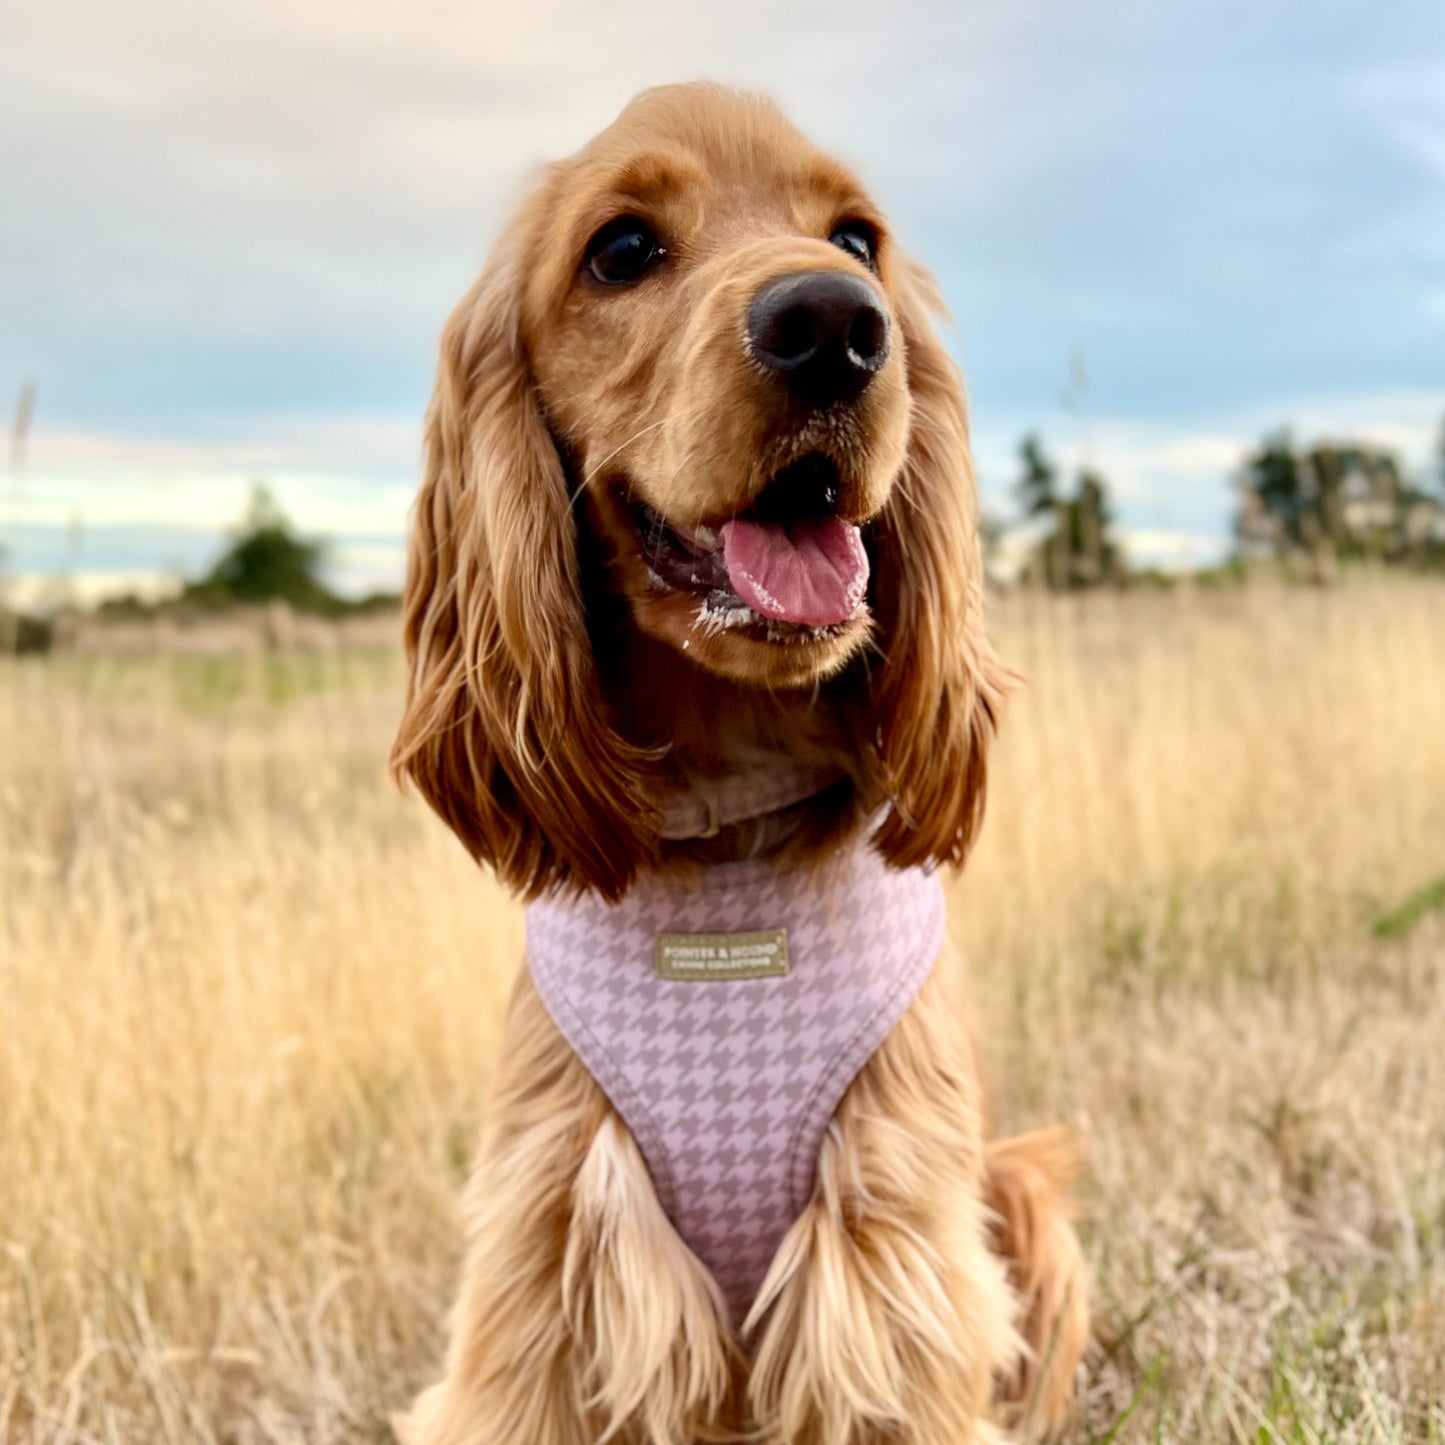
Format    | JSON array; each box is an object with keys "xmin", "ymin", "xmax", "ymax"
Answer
[{"xmin": 392, "ymin": 82, "xmax": 1088, "ymax": 1445}]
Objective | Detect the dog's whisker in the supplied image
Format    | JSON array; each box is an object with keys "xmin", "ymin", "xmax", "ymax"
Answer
[
  {"xmin": 568, "ymin": 403, "xmax": 713, "ymax": 510},
  {"xmin": 571, "ymin": 417, "xmax": 673, "ymax": 506}
]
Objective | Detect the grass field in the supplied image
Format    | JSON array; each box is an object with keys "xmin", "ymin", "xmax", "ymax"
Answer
[{"xmin": 4, "ymin": 581, "xmax": 1444, "ymax": 1444}]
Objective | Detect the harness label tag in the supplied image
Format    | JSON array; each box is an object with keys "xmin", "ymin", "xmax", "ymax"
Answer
[{"xmin": 655, "ymin": 929, "xmax": 790, "ymax": 981}]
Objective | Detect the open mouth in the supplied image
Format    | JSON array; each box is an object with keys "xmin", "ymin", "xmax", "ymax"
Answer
[{"xmin": 633, "ymin": 454, "xmax": 870, "ymax": 637}]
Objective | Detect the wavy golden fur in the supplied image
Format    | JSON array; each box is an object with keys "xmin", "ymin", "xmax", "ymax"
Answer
[{"xmin": 392, "ymin": 83, "xmax": 1088, "ymax": 1443}]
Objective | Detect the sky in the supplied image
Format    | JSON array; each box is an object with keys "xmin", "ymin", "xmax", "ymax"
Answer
[{"xmin": 3, "ymin": 0, "xmax": 1443, "ymax": 600}]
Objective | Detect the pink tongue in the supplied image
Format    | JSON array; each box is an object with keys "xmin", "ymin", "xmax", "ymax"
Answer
[{"xmin": 718, "ymin": 515, "xmax": 869, "ymax": 626}]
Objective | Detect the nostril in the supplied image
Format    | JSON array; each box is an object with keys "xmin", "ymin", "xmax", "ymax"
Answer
[
  {"xmin": 769, "ymin": 305, "xmax": 817, "ymax": 364},
  {"xmin": 848, "ymin": 307, "xmax": 888, "ymax": 368}
]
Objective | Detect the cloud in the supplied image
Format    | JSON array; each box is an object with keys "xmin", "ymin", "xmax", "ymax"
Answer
[
  {"xmin": 26, "ymin": 416, "xmax": 420, "ymax": 479},
  {"xmin": 6, "ymin": 569, "xmax": 181, "ymax": 610},
  {"xmin": 8, "ymin": 0, "xmax": 1058, "ymax": 436},
  {"xmin": 5, "ymin": 519, "xmax": 407, "ymax": 602},
  {"xmin": 9, "ymin": 418, "xmax": 421, "ymax": 561},
  {"xmin": 3, "ymin": 0, "xmax": 1442, "ymax": 595},
  {"xmin": 1121, "ymin": 530, "xmax": 1231, "ymax": 571},
  {"xmin": 1354, "ymin": 60, "xmax": 1445, "ymax": 182}
]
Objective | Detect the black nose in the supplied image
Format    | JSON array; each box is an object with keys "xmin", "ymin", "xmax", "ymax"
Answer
[{"xmin": 747, "ymin": 271, "xmax": 890, "ymax": 407}]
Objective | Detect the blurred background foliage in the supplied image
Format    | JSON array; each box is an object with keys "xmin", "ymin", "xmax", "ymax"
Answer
[{"xmin": 5, "ymin": 399, "xmax": 1444, "ymax": 657}]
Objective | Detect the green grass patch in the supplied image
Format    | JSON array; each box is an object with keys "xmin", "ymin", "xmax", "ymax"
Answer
[{"xmin": 1371, "ymin": 876, "xmax": 1445, "ymax": 939}]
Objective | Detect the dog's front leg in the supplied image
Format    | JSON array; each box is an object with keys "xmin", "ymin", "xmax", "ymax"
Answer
[
  {"xmin": 398, "ymin": 972, "xmax": 735, "ymax": 1445},
  {"xmin": 746, "ymin": 961, "xmax": 1020, "ymax": 1445}
]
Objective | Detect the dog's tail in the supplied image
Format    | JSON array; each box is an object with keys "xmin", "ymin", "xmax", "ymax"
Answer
[{"xmin": 985, "ymin": 1128, "xmax": 1090, "ymax": 1440}]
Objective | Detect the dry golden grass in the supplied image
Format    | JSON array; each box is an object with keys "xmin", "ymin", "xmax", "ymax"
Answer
[{"xmin": 3, "ymin": 581, "xmax": 1444, "ymax": 1444}]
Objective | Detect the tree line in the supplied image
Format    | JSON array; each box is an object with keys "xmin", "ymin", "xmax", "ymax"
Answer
[{"xmin": 1001, "ymin": 412, "xmax": 1445, "ymax": 589}]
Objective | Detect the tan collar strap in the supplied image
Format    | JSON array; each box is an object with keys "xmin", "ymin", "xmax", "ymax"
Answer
[{"xmin": 657, "ymin": 759, "xmax": 847, "ymax": 841}]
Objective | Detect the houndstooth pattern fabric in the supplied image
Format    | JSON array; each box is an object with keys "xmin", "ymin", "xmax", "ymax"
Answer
[{"xmin": 525, "ymin": 841, "xmax": 945, "ymax": 1329}]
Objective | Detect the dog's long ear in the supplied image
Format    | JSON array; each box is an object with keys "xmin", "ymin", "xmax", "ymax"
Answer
[
  {"xmin": 391, "ymin": 247, "xmax": 658, "ymax": 901},
  {"xmin": 865, "ymin": 258, "xmax": 1012, "ymax": 870}
]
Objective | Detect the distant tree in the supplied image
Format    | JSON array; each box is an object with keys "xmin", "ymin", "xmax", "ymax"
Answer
[
  {"xmin": 1016, "ymin": 433, "xmax": 1059, "ymax": 519},
  {"xmin": 182, "ymin": 484, "xmax": 341, "ymax": 613},
  {"xmin": 1016, "ymin": 437, "xmax": 1124, "ymax": 589},
  {"xmin": 1068, "ymin": 470, "xmax": 1121, "ymax": 585},
  {"xmin": 1236, "ymin": 429, "xmax": 1444, "ymax": 575},
  {"xmin": 1236, "ymin": 432, "xmax": 1306, "ymax": 554}
]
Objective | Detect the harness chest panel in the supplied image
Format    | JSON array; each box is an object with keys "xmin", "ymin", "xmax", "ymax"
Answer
[{"xmin": 525, "ymin": 843, "xmax": 945, "ymax": 1327}]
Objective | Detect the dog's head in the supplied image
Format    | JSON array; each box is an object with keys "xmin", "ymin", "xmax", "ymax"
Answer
[{"xmin": 394, "ymin": 84, "xmax": 1007, "ymax": 899}]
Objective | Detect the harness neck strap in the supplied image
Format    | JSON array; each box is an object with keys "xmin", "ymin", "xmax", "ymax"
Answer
[{"xmin": 657, "ymin": 758, "xmax": 846, "ymax": 841}]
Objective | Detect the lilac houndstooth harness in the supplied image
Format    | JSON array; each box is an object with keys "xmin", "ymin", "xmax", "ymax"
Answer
[{"xmin": 525, "ymin": 834, "xmax": 945, "ymax": 1328}]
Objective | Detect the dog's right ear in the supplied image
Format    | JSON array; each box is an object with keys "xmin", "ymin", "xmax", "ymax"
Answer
[
  {"xmin": 863, "ymin": 256, "xmax": 1012, "ymax": 873},
  {"xmin": 391, "ymin": 242, "xmax": 659, "ymax": 901}
]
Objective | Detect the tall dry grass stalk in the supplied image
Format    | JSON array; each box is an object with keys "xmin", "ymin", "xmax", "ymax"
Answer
[{"xmin": 3, "ymin": 581, "xmax": 1443, "ymax": 1443}]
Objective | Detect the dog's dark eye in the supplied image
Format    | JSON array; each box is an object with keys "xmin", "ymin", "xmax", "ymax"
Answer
[
  {"xmin": 829, "ymin": 221, "xmax": 878, "ymax": 270},
  {"xmin": 586, "ymin": 217, "xmax": 665, "ymax": 284}
]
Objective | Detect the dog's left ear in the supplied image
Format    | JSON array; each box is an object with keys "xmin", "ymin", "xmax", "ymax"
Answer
[
  {"xmin": 864, "ymin": 258, "xmax": 1013, "ymax": 870},
  {"xmin": 391, "ymin": 231, "xmax": 659, "ymax": 901}
]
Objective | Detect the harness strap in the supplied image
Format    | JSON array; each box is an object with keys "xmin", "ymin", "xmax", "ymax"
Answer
[{"xmin": 657, "ymin": 758, "xmax": 846, "ymax": 840}]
